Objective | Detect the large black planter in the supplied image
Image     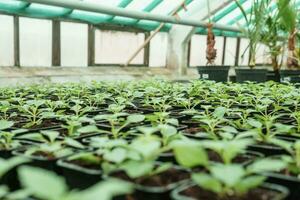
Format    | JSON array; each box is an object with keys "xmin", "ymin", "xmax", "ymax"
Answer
[
  {"xmin": 235, "ymin": 68, "xmax": 268, "ymax": 83},
  {"xmin": 267, "ymin": 71, "xmax": 281, "ymax": 82},
  {"xmin": 197, "ymin": 66, "xmax": 230, "ymax": 82},
  {"xmin": 280, "ymin": 70, "xmax": 300, "ymax": 83}
]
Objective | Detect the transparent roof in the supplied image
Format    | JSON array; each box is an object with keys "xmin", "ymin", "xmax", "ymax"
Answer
[{"xmin": 0, "ymin": 0, "xmax": 299, "ymax": 37}]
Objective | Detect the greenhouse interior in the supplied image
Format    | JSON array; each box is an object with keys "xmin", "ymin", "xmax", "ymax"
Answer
[{"xmin": 0, "ymin": 0, "xmax": 300, "ymax": 199}]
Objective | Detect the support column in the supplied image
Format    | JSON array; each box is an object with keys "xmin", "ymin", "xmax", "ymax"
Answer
[
  {"xmin": 166, "ymin": 0, "xmax": 228, "ymax": 77},
  {"xmin": 52, "ymin": 20, "xmax": 61, "ymax": 66},
  {"xmin": 88, "ymin": 25, "xmax": 95, "ymax": 66},
  {"xmin": 235, "ymin": 37, "xmax": 241, "ymax": 66},
  {"xmin": 14, "ymin": 16, "xmax": 20, "ymax": 67}
]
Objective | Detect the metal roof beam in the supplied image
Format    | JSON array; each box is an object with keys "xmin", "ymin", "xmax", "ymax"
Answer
[
  {"xmin": 106, "ymin": 0, "xmax": 133, "ymax": 22},
  {"xmin": 18, "ymin": 0, "xmax": 240, "ymax": 32}
]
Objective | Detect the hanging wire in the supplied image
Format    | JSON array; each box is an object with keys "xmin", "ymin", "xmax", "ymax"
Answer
[{"xmin": 207, "ymin": 0, "xmax": 212, "ymax": 23}]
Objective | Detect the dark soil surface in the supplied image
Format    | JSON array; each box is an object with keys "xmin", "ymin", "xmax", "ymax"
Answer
[
  {"xmin": 180, "ymin": 185, "xmax": 279, "ymax": 200},
  {"xmin": 65, "ymin": 156, "xmax": 102, "ymax": 170},
  {"xmin": 110, "ymin": 167, "xmax": 190, "ymax": 188}
]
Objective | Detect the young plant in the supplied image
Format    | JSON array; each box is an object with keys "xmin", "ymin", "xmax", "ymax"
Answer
[
  {"xmin": 0, "ymin": 157, "xmax": 29, "ymax": 199},
  {"xmin": 18, "ymin": 100, "xmax": 47, "ymax": 128},
  {"xmin": 192, "ymin": 158, "xmax": 287, "ymax": 198},
  {"xmin": 237, "ymin": 117, "xmax": 293, "ymax": 149},
  {"xmin": 193, "ymin": 107, "xmax": 228, "ymax": 140},
  {"xmin": 280, "ymin": 141, "xmax": 300, "ymax": 176},
  {"xmin": 146, "ymin": 112, "xmax": 179, "ymax": 127},
  {"xmin": 94, "ymin": 114, "xmax": 145, "ymax": 139},
  {"xmin": 60, "ymin": 115, "xmax": 95, "ymax": 137},
  {"xmin": 102, "ymin": 134, "xmax": 172, "ymax": 180},
  {"xmin": 172, "ymin": 139, "xmax": 287, "ymax": 198},
  {"xmin": 8, "ymin": 166, "xmax": 133, "ymax": 200}
]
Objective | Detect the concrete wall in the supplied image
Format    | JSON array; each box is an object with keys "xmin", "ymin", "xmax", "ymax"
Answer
[{"xmin": 0, "ymin": 66, "xmax": 199, "ymax": 87}]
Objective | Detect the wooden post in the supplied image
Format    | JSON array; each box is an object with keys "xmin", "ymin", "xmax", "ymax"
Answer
[
  {"xmin": 88, "ymin": 24, "xmax": 95, "ymax": 66},
  {"xmin": 222, "ymin": 36, "xmax": 227, "ymax": 65},
  {"xmin": 52, "ymin": 20, "xmax": 61, "ymax": 66},
  {"xmin": 235, "ymin": 37, "xmax": 241, "ymax": 66},
  {"xmin": 14, "ymin": 16, "xmax": 20, "ymax": 67},
  {"xmin": 144, "ymin": 32, "xmax": 150, "ymax": 66}
]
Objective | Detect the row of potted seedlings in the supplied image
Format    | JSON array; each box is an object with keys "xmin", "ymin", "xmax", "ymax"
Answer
[{"xmin": 1, "ymin": 79, "xmax": 300, "ymax": 199}]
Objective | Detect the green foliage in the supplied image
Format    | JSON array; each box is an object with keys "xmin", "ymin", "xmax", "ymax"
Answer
[{"xmin": 17, "ymin": 166, "xmax": 133, "ymax": 200}]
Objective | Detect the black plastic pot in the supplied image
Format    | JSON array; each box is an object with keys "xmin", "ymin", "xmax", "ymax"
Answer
[
  {"xmin": 171, "ymin": 182, "xmax": 289, "ymax": 200},
  {"xmin": 12, "ymin": 147, "xmax": 74, "ymax": 174},
  {"xmin": 104, "ymin": 164, "xmax": 190, "ymax": 200},
  {"xmin": 0, "ymin": 150, "xmax": 13, "ymax": 159},
  {"xmin": 280, "ymin": 70, "xmax": 300, "ymax": 83},
  {"xmin": 197, "ymin": 66, "xmax": 230, "ymax": 82},
  {"xmin": 247, "ymin": 143, "xmax": 288, "ymax": 156},
  {"xmin": 57, "ymin": 159, "xmax": 102, "ymax": 189},
  {"xmin": 264, "ymin": 172, "xmax": 300, "ymax": 200},
  {"xmin": 235, "ymin": 68, "xmax": 268, "ymax": 83},
  {"xmin": 158, "ymin": 150, "xmax": 262, "ymax": 166}
]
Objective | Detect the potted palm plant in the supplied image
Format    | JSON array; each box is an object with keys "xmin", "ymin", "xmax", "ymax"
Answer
[
  {"xmin": 235, "ymin": 0, "xmax": 270, "ymax": 82},
  {"xmin": 277, "ymin": 0, "xmax": 300, "ymax": 83}
]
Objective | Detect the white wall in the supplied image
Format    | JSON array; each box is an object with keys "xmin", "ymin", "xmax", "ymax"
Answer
[
  {"xmin": 95, "ymin": 30, "xmax": 145, "ymax": 65},
  {"xmin": 19, "ymin": 17, "xmax": 52, "ymax": 67},
  {"xmin": 0, "ymin": 15, "xmax": 14, "ymax": 66},
  {"xmin": 61, "ymin": 22, "xmax": 88, "ymax": 67},
  {"xmin": 224, "ymin": 37, "xmax": 237, "ymax": 66},
  {"xmin": 239, "ymin": 38, "xmax": 250, "ymax": 66},
  {"xmin": 256, "ymin": 43, "xmax": 270, "ymax": 64},
  {"xmin": 189, "ymin": 35, "xmax": 224, "ymax": 66},
  {"xmin": 149, "ymin": 32, "xmax": 168, "ymax": 67}
]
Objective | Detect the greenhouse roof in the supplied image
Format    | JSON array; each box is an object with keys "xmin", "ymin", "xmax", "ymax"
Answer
[{"xmin": 0, "ymin": 0, "xmax": 299, "ymax": 37}]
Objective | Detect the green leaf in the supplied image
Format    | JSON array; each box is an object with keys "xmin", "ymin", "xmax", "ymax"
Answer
[
  {"xmin": 5, "ymin": 189, "xmax": 32, "ymax": 200},
  {"xmin": 269, "ymin": 138, "xmax": 292, "ymax": 153},
  {"xmin": 247, "ymin": 119, "xmax": 262, "ymax": 128},
  {"xmin": 211, "ymin": 164, "xmax": 245, "ymax": 187},
  {"xmin": 159, "ymin": 124, "xmax": 177, "ymax": 137},
  {"xmin": 152, "ymin": 162, "xmax": 172, "ymax": 176},
  {"xmin": 234, "ymin": 0, "xmax": 249, "ymax": 25},
  {"xmin": 235, "ymin": 175, "xmax": 266, "ymax": 194},
  {"xmin": 104, "ymin": 147, "xmax": 127, "ymax": 164},
  {"xmin": 121, "ymin": 160, "xmax": 154, "ymax": 179},
  {"xmin": 18, "ymin": 166, "xmax": 68, "ymax": 200},
  {"xmin": 220, "ymin": 126, "xmax": 238, "ymax": 134},
  {"xmin": 166, "ymin": 118, "xmax": 179, "ymax": 126},
  {"xmin": 213, "ymin": 107, "xmax": 227, "ymax": 119},
  {"xmin": 41, "ymin": 130, "xmax": 59, "ymax": 143},
  {"xmin": 0, "ymin": 120, "xmax": 14, "ymax": 131},
  {"xmin": 0, "ymin": 157, "xmax": 29, "ymax": 178},
  {"xmin": 80, "ymin": 179, "xmax": 133, "ymax": 200},
  {"xmin": 131, "ymin": 136, "xmax": 161, "ymax": 160},
  {"xmin": 64, "ymin": 138, "xmax": 85, "ymax": 149},
  {"xmin": 0, "ymin": 185, "xmax": 9, "ymax": 199},
  {"xmin": 173, "ymin": 141, "xmax": 208, "ymax": 168},
  {"xmin": 247, "ymin": 158, "xmax": 287, "ymax": 173},
  {"xmin": 127, "ymin": 114, "xmax": 145, "ymax": 124},
  {"xmin": 137, "ymin": 126, "xmax": 159, "ymax": 136},
  {"xmin": 77, "ymin": 125, "xmax": 99, "ymax": 134},
  {"xmin": 17, "ymin": 133, "xmax": 44, "ymax": 141},
  {"xmin": 192, "ymin": 173, "xmax": 222, "ymax": 194}
]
